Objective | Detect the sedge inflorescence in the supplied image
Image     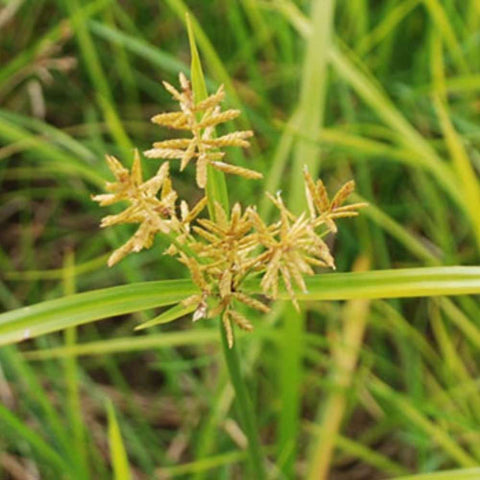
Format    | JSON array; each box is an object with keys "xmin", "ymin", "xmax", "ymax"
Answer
[{"xmin": 93, "ymin": 74, "xmax": 366, "ymax": 347}]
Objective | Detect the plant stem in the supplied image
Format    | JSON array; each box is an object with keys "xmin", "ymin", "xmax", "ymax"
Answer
[
  {"xmin": 186, "ymin": 13, "xmax": 265, "ymax": 477},
  {"xmin": 219, "ymin": 323, "xmax": 266, "ymax": 479}
]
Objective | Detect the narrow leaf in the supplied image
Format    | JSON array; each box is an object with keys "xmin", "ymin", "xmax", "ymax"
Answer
[
  {"xmin": 391, "ymin": 468, "xmax": 480, "ymax": 480},
  {"xmin": 0, "ymin": 279, "xmax": 197, "ymax": 346},
  {"xmin": 2, "ymin": 268, "xmax": 480, "ymax": 348},
  {"xmin": 134, "ymin": 303, "xmax": 196, "ymax": 330},
  {"xmin": 107, "ymin": 401, "xmax": 131, "ymax": 480},
  {"xmin": 185, "ymin": 12, "xmax": 229, "ymax": 216},
  {"xmin": 244, "ymin": 266, "xmax": 480, "ymax": 301},
  {"xmin": 186, "ymin": 13, "xmax": 208, "ymax": 103}
]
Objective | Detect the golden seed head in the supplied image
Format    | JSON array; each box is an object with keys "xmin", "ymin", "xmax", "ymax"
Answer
[
  {"xmin": 144, "ymin": 73, "xmax": 261, "ymax": 189},
  {"xmin": 94, "ymin": 75, "xmax": 365, "ymax": 346}
]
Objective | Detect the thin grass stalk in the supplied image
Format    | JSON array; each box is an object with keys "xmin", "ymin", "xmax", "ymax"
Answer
[
  {"xmin": 430, "ymin": 32, "xmax": 480, "ymax": 252},
  {"xmin": 307, "ymin": 256, "xmax": 370, "ymax": 480},
  {"xmin": 281, "ymin": 0, "xmax": 336, "ymax": 474},
  {"xmin": 63, "ymin": 0, "xmax": 132, "ymax": 152},
  {"xmin": 219, "ymin": 323, "xmax": 265, "ymax": 479},
  {"xmin": 62, "ymin": 251, "xmax": 89, "ymax": 479},
  {"xmin": 371, "ymin": 378, "xmax": 478, "ymax": 467}
]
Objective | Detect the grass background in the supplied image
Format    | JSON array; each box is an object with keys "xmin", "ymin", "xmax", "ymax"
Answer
[{"xmin": 1, "ymin": 0, "xmax": 480, "ymax": 478}]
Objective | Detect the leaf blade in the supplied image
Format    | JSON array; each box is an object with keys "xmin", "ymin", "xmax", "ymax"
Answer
[
  {"xmin": 0, "ymin": 279, "xmax": 197, "ymax": 346},
  {"xmin": 134, "ymin": 302, "xmax": 196, "ymax": 330},
  {"xmin": 107, "ymin": 400, "xmax": 131, "ymax": 480}
]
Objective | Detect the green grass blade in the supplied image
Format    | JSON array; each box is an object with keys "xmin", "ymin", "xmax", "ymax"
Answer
[
  {"xmin": 0, "ymin": 347, "xmax": 76, "ymax": 466},
  {"xmin": 5, "ymin": 255, "xmax": 108, "ymax": 281},
  {"xmin": 328, "ymin": 45, "xmax": 463, "ymax": 209},
  {"xmin": 0, "ymin": 279, "xmax": 197, "ymax": 346},
  {"xmin": 356, "ymin": 0, "xmax": 421, "ymax": 55},
  {"xmin": 134, "ymin": 303, "xmax": 196, "ymax": 330},
  {"xmin": 282, "ymin": 0, "xmax": 336, "ymax": 471},
  {"xmin": 186, "ymin": 13, "xmax": 208, "ymax": 104},
  {"xmin": 0, "ymin": 116, "xmax": 103, "ymax": 187},
  {"xmin": 107, "ymin": 401, "xmax": 131, "ymax": 480},
  {"xmin": 230, "ymin": 265, "xmax": 480, "ymax": 301},
  {"xmin": 0, "ymin": 403, "xmax": 72, "ymax": 474},
  {"xmin": 24, "ymin": 329, "xmax": 219, "ymax": 360},
  {"xmin": 157, "ymin": 450, "xmax": 246, "ymax": 477},
  {"xmin": 288, "ymin": 0, "xmax": 335, "ymax": 209},
  {"xmin": 63, "ymin": 0, "xmax": 131, "ymax": 151},
  {"xmin": 62, "ymin": 252, "xmax": 89, "ymax": 480},
  {"xmin": 392, "ymin": 469, "xmax": 480, "ymax": 480},
  {"xmin": 256, "ymin": 266, "xmax": 480, "ymax": 301},
  {"xmin": 219, "ymin": 323, "xmax": 266, "ymax": 479},
  {"xmin": 305, "ymin": 422, "xmax": 409, "ymax": 477},
  {"xmin": 371, "ymin": 378, "xmax": 477, "ymax": 467},
  {"xmin": 2, "ymin": 268, "xmax": 480, "ymax": 347},
  {"xmin": 88, "ymin": 20, "xmax": 186, "ymax": 75},
  {"xmin": 423, "ymin": 0, "xmax": 469, "ymax": 74},
  {"xmin": 430, "ymin": 33, "xmax": 480, "ymax": 250},
  {"xmin": 185, "ymin": 13, "xmax": 229, "ymax": 217}
]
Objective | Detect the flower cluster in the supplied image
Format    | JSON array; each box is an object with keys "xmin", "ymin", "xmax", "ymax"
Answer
[
  {"xmin": 94, "ymin": 74, "xmax": 366, "ymax": 347},
  {"xmin": 144, "ymin": 73, "xmax": 261, "ymax": 189}
]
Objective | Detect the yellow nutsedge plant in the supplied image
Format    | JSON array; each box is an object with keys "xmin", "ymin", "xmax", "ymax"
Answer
[{"xmin": 93, "ymin": 74, "xmax": 366, "ymax": 348}]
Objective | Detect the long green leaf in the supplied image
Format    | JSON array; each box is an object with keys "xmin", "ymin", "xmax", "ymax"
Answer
[
  {"xmin": 392, "ymin": 469, "xmax": 480, "ymax": 480},
  {"xmin": 282, "ymin": 0, "xmax": 336, "ymax": 472},
  {"xmin": 265, "ymin": 266, "xmax": 480, "ymax": 301},
  {"xmin": 134, "ymin": 303, "xmax": 196, "ymax": 330},
  {"xmin": 25, "ymin": 329, "xmax": 219, "ymax": 360},
  {"xmin": 371, "ymin": 378, "xmax": 477, "ymax": 467},
  {"xmin": 107, "ymin": 401, "xmax": 131, "ymax": 480},
  {"xmin": 185, "ymin": 13, "xmax": 229, "ymax": 217},
  {"xmin": 0, "ymin": 279, "xmax": 197, "ymax": 346},
  {"xmin": 0, "ymin": 403, "xmax": 72, "ymax": 474},
  {"xmin": 2, "ymin": 267, "xmax": 480, "ymax": 347}
]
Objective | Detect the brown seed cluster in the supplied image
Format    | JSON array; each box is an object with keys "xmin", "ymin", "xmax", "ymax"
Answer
[{"xmin": 93, "ymin": 74, "xmax": 366, "ymax": 347}]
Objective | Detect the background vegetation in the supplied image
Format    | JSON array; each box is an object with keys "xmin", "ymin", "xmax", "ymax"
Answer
[{"xmin": 1, "ymin": 0, "xmax": 480, "ymax": 478}]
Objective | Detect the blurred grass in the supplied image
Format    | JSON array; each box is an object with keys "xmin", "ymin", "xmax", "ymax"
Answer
[{"xmin": 1, "ymin": 0, "xmax": 480, "ymax": 479}]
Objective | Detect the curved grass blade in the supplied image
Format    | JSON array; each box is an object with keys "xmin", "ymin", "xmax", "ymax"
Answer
[
  {"xmin": 185, "ymin": 13, "xmax": 229, "ymax": 217},
  {"xmin": 371, "ymin": 378, "xmax": 477, "ymax": 467},
  {"xmin": 0, "ymin": 279, "xmax": 196, "ymax": 346},
  {"xmin": 89, "ymin": 20, "xmax": 186, "ymax": 76},
  {"xmin": 2, "ymin": 267, "xmax": 480, "ymax": 348},
  {"xmin": 392, "ymin": 469, "xmax": 480, "ymax": 480},
  {"xmin": 134, "ymin": 303, "xmax": 196, "ymax": 331},
  {"xmin": 107, "ymin": 400, "xmax": 131, "ymax": 480},
  {"xmin": 0, "ymin": 403, "xmax": 72, "ymax": 475},
  {"xmin": 244, "ymin": 266, "xmax": 480, "ymax": 301},
  {"xmin": 0, "ymin": 117, "xmax": 103, "ymax": 187},
  {"xmin": 25, "ymin": 329, "xmax": 219, "ymax": 360}
]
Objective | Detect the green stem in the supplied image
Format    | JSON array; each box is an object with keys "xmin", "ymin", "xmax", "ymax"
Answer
[
  {"xmin": 219, "ymin": 323, "xmax": 266, "ymax": 479},
  {"xmin": 186, "ymin": 13, "xmax": 265, "ymax": 477}
]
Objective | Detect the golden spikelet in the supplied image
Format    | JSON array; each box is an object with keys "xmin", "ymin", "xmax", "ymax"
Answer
[
  {"xmin": 228, "ymin": 310, "xmax": 253, "ymax": 332},
  {"xmin": 304, "ymin": 166, "xmax": 367, "ymax": 233},
  {"xmin": 144, "ymin": 73, "xmax": 262, "ymax": 188},
  {"xmin": 93, "ymin": 150, "xmax": 179, "ymax": 266},
  {"xmin": 210, "ymin": 161, "xmax": 263, "ymax": 181},
  {"xmin": 222, "ymin": 311, "xmax": 234, "ymax": 348}
]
